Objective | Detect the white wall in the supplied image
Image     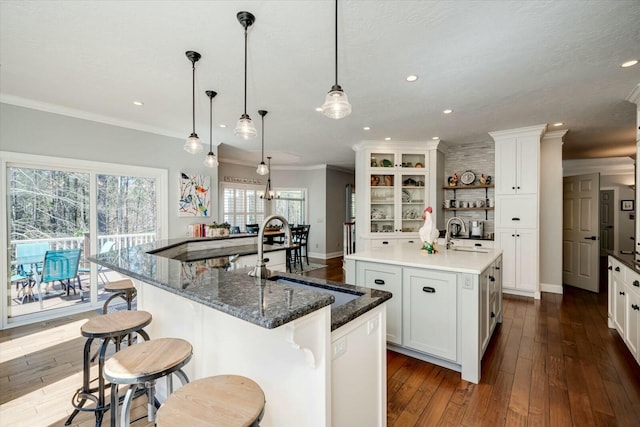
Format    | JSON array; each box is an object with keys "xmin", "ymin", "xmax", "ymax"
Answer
[
  {"xmin": 0, "ymin": 103, "xmax": 219, "ymax": 239},
  {"xmin": 540, "ymin": 130, "xmax": 565, "ymax": 292}
]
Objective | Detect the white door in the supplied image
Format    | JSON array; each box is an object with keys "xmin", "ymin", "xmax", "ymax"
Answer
[
  {"xmin": 600, "ymin": 190, "xmax": 614, "ymax": 256},
  {"xmin": 563, "ymin": 173, "xmax": 600, "ymax": 292}
]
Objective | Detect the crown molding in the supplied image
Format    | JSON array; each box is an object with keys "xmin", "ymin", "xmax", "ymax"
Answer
[
  {"xmin": 352, "ymin": 139, "xmax": 443, "ymax": 152},
  {"xmin": 626, "ymin": 83, "xmax": 640, "ymax": 105},
  {"xmin": 543, "ymin": 129, "xmax": 568, "ymax": 142},
  {"xmin": 489, "ymin": 124, "xmax": 547, "ymax": 140},
  {"xmin": 563, "ymin": 157, "xmax": 635, "ymax": 176}
]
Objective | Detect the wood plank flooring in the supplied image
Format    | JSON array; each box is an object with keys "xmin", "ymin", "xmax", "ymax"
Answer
[{"xmin": 1, "ymin": 257, "xmax": 639, "ymax": 426}]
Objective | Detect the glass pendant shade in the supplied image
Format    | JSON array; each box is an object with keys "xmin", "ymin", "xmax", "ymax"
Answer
[
  {"xmin": 204, "ymin": 152, "xmax": 219, "ymax": 167},
  {"xmin": 322, "ymin": 85, "xmax": 352, "ymax": 119},
  {"xmin": 184, "ymin": 133, "xmax": 203, "ymax": 154},
  {"xmin": 256, "ymin": 161, "xmax": 269, "ymax": 175},
  {"xmin": 234, "ymin": 114, "xmax": 257, "ymax": 139}
]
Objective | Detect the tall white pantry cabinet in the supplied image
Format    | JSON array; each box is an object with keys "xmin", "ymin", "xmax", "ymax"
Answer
[
  {"xmin": 490, "ymin": 125, "xmax": 547, "ymax": 299},
  {"xmin": 353, "ymin": 140, "xmax": 446, "ymax": 252}
]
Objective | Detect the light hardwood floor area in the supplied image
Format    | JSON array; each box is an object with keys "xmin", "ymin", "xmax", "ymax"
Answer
[{"xmin": 1, "ymin": 257, "xmax": 639, "ymax": 426}]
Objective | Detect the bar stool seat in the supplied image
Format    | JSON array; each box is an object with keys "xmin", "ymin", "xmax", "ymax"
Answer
[
  {"xmin": 104, "ymin": 338, "xmax": 192, "ymax": 427},
  {"xmin": 156, "ymin": 375, "xmax": 265, "ymax": 427},
  {"xmin": 102, "ymin": 278, "xmax": 137, "ymax": 313},
  {"xmin": 65, "ymin": 310, "xmax": 152, "ymax": 427}
]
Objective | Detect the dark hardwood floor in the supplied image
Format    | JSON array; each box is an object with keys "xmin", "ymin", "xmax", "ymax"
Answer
[{"xmin": 1, "ymin": 257, "xmax": 639, "ymax": 426}]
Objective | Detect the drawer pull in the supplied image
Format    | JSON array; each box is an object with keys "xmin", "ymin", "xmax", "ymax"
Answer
[
  {"xmin": 633, "ymin": 304, "xmax": 640, "ymax": 311},
  {"xmin": 474, "ymin": 243, "xmax": 482, "ymax": 247},
  {"xmin": 634, "ymin": 280, "xmax": 640, "ymax": 287},
  {"xmin": 489, "ymin": 276, "xmax": 495, "ymax": 282},
  {"xmin": 263, "ymin": 257, "xmax": 270, "ymax": 263},
  {"xmin": 407, "ymin": 240, "xmax": 415, "ymax": 243},
  {"xmin": 619, "ymin": 291, "xmax": 625, "ymax": 296},
  {"xmin": 495, "ymin": 266, "xmax": 500, "ymax": 270},
  {"xmin": 382, "ymin": 241, "xmax": 389, "ymax": 245},
  {"xmin": 608, "ymin": 266, "xmax": 613, "ymax": 270},
  {"xmin": 374, "ymin": 279, "xmax": 385, "ymax": 285},
  {"xmin": 422, "ymin": 286, "xmax": 436, "ymax": 293},
  {"xmin": 491, "ymin": 312, "xmax": 496, "ymax": 318},
  {"xmin": 615, "ymin": 267, "xmax": 620, "ymax": 272},
  {"xmin": 512, "ymin": 217, "xmax": 520, "ymax": 221}
]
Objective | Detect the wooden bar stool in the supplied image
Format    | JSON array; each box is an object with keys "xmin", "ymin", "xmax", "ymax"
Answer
[
  {"xmin": 104, "ymin": 338, "xmax": 192, "ymax": 427},
  {"xmin": 155, "ymin": 375, "xmax": 265, "ymax": 427},
  {"xmin": 65, "ymin": 310, "xmax": 152, "ymax": 427},
  {"xmin": 102, "ymin": 278, "xmax": 137, "ymax": 313}
]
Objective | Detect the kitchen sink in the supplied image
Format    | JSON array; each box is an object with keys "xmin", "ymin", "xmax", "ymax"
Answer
[
  {"xmin": 269, "ymin": 276, "xmax": 363, "ymax": 309},
  {"xmin": 452, "ymin": 247, "xmax": 489, "ymax": 253}
]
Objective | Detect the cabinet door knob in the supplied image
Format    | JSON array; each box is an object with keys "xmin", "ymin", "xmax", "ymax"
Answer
[
  {"xmin": 489, "ymin": 276, "xmax": 495, "ymax": 282},
  {"xmin": 422, "ymin": 286, "xmax": 436, "ymax": 293},
  {"xmin": 516, "ymin": 234, "xmax": 520, "ymax": 237},
  {"xmin": 491, "ymin": 312, "xmax": 496, "ymax": 318},
  {"xmin": 608, "ymin": 266, "xmax": 613, "ymax": 270},
  {"xmin": 615, "ymin": 267, "xmax": 620, "ymax": 272},
  {"xmin": 517, "ymin": 186, "xmax": 520, "ymax": 189},
  {"xmin": 512, "ymin": 186, "xmax": 515, "ymax": 190},
  {"xmin": 495, "ymin": 266, "xmax": 500, "ymax": 270},
  {"xmin": 374, "ymin": 279, "xmax": 385, "ymax": 285},
  {"xmin": 634, "ymin": 280, "xmax": 640, "ymax": 287},
  {"xmin": 512, "ymin": 234, "xmax": 515, "ymax": 237},
  {"xmin": 633, "ymin": 304, "xmax": 640, "ymax": 311}
]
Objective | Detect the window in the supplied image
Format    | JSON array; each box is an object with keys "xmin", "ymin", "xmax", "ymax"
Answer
[
  {"xmin": 222, "ymin": 184, "xmax": 265, "ymax": 229},
  {"xmin": 273, "ymin": 189, "xmax": 306, "ymax": 225}
]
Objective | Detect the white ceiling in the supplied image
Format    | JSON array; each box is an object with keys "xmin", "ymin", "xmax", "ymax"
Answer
[{"xmin": 1, "ymin": 0, "xmax": 639, "ymax": 169}]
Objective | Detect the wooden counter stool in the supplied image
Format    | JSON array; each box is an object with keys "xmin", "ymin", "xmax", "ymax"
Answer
[
  {"xmin": 103, "ymin": 278, "xmax": 137, "ymax": 314},
  {"xmin": 155, "ymin": 375, "xmax": 265, "ymax": 427},
  {"xmin": 104, "ymin": 338, "xmax": 192, "ymax": 427},
  {"xmin": 65, "ymin": 310, "xmax": 152, "ymax": 427}
]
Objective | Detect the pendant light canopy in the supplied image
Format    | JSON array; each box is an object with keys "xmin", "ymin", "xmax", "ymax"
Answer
[
  {"xmin": 184, "ymin": 50, "xmax": 204, "ymax": 153},
  {"xmin": 234, "ymin": 11, "xmax": 257, "ymax": 140},
  {"xmin": 261, "ymin": 157, "xmax": 277, "ymax": 200},
  {"xmin": 204, "ymin": 90, "xmax": 219, "ymax": 168},
  {"xmin": 321, "ymin": 0, "xmax": 352, "ymax": 119},
  {"xmin": 256, "ymin": 110, "xmax": 269, "ymax": 175}
]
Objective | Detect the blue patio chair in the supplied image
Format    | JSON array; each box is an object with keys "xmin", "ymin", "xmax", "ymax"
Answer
[
  {"xmin": 15, "ymin": 241, "xmax": 50, "ymax": 278},
  {"xmin": 78, "ymin": 241, "xmax": 115, "ymax": 284},
  {"xmin": 40, "ymin": 249, "xmax": 83, "ymax": 300}
]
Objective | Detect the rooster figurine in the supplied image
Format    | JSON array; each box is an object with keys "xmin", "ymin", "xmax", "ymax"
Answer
[{"xmin": 419, "ymin": 207, "xmax": 439, "ymax": 253}]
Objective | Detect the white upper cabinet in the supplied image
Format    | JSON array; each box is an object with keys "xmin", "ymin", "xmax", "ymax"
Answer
[{"xmin": 494, "ymin": 135, "xmax": 540, "ymax": 195}]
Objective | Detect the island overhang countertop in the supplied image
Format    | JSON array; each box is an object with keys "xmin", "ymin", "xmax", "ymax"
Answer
[
  {"xmin": 345, "ymin": 243, "xmax": 503, "ymax": 274},
  {"xmin": 89, "ymin": 236, "xmax": 391, "ymax": 331}
]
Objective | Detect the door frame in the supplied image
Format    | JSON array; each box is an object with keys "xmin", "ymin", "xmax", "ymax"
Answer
[
  {"xmin": 1, "ymin": 151, "xmax": 168, "ymax": 329},
  {"xmin": 600, "ymin": 186, "xmax": 620, "ymax": 256}
]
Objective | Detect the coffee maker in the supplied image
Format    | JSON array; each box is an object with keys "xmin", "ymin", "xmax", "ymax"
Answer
[{"xmin": 469, "ymin": 220, "xmax": 484, "ymax": 238}]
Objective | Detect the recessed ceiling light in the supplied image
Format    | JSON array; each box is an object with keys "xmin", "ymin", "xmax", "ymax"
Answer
[
  {"xmin": 432, "ymin": 136, "xmax": 439, "ymax": 140},
  {"xmin": 553, "ymin": 122, "xmax": 564, "ymax": 127},
  {"xmin": 621, "ymin": 59, "xmax": 638, "ymax": 68},
  {"xmin": 443, "ymin": 109, "xmax": 453, "ymax": 114},
  {"xmin": 406, "ymin": 75, "xmax": 418, "ymax": 82},
  {"xmin": 363, "ymin": 126, "xmax": 371, "ymax": 130},
  {"xmin": 385, "ymin": 137, "xmax": 391, "ymax": 141},
  {"xmin": 219, "ymin": 124, "xmax": 227, "ymax": 128},
  {"xmin": 315, "ymin": 107, "xmax": 323, "ymax": 112},
  {"xmin": 132, "ymin": 101, "xmax": 144, "ymax": 106}
]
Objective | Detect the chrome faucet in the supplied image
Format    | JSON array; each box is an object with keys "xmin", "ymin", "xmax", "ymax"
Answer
[
  {"xmin": 249, "ymin": 215, "xmax": 292, "ymax": 280},
  {"xmin": 445, "ymin": 217, "xmax": 466, "ymax": 250}
]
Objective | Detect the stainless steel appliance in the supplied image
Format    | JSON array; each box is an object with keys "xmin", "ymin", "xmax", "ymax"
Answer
[{"xmin": 470, "ymin": 220, "xmax": 483, "ymax": 238}]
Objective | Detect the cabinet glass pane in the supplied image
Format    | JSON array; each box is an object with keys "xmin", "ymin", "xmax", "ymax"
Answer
[
  {"xmin": 401, "ymin": 174, "xmax": 425, "ymax": 232},
  {"xmin": 370, "ymin": 152, "xmax": 395, "ymax": 168},
  {"xmin": 401, "ymin": 153, "xmax": 426, "ymax": 168}
]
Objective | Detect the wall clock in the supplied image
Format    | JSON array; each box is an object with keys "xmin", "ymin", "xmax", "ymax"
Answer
[{"xmin": 460, "ymin": 170, "xmax": 476, "ymax": 185}]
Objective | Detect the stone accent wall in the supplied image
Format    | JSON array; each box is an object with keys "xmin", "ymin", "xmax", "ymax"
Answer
[{"xmin": 443, "ymin": 141, "xmax": 495, "ymax": 236}]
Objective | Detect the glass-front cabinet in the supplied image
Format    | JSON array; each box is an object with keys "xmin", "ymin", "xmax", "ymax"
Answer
[{"xmin": 368, "ymin": 150, "xmax": 429, "ymax": 235}]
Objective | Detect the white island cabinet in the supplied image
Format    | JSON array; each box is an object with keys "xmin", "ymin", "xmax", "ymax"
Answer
[{"xmin": 345, "ymin": 243, "xmax": 503, "ymax": 383}]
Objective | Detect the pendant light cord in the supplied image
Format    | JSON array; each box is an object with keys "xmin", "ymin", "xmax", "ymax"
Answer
[
  {"xmin": 261, "ymin": 116, "xmax": 265, "ymax": 161},
  {"xmin": 192, "ymin": 61, "xmax": 196, "ymax": 133},
  {"xmin": 244, "ymin": 27, "xmax": 248, "ymax": 115},
  {"xmin": 209, "ymin": 96, "xmax": 213, "ymax": 152},
  {"xmin": 334, "ymin": 0, "xmax": 338, "ymax": 86}
]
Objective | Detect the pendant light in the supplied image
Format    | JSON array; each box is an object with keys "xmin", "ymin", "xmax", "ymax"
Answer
[
  {"xmin": 204, "ymin": 90, "xmax": 219, "ymax": 168},
  {"xmin": 184, "ymin": 51, "xmax": 203, "ymax": 153},
  {"xmin": 261, "ymin": 156, "xmax": 277, "ymax": 200},
  {"xmin": 256, "ymin": 110, "xmax": 269, "ymax": 175},
  {"xmin": 234, "ymin": 11, "xmax": 257, "ymax": 140},
  {"xmin": 321, "ymin": 0, "xmax": 352, "ymax": 119}
]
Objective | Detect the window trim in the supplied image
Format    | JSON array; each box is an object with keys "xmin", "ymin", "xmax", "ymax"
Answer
[
  {"xmin": 219, "ymin": 182, "xmax": 266, "ymax": 228},
  {"xmin": 0, "ymin": 151, "xmax": 168, "ymax": 328},
  {"xmin": 273, "ymin": 187, "xmax": 308, "ymax": 225}
]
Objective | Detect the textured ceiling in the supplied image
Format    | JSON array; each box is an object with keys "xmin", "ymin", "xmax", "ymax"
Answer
[{"xmin": 1, "ymin": 0, "xmax": 639, "ymax": 168}]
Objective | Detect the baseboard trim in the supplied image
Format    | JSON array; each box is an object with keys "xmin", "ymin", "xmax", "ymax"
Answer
[
  {"xmin": 540, "ymin": 282, "xmax": 563, "ymax": 294},
  {"xmin": 307, "ymin": 250, "xmax": 343, "ymax": 260},
  {"xmin": 502, "ymin": 287, "xmax": 540, "ymax": 300}
]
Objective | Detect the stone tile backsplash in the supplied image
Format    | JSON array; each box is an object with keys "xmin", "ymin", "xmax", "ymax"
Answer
[{"xmin": 443, "ymin": 141, "xmax": 495, "ymax": 236}]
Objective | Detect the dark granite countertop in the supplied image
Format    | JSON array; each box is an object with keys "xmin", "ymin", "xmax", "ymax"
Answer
[
  {"xmin": 89, "ymin": 238, "xmax": 392, "ymax": 331},
  {"xmin": 611, "ymin": 253, "xmax": 640, "ymax": 273}
]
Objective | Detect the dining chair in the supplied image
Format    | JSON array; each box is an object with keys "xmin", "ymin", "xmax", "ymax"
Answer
[
  {"xmin": 288, "ymin": 227, "xmax": 305, "ymax": 271},
  {"xmin": 298, "ymin": 225, "xmax": 310, "ymax": 266},
  {"xmin": 246, "ymin": 224, "xmax": 259, "ymax": 234},
  {"xmin": 40, "ymin": 248, "xmax": 83, "ymax": 300},
  {"xmin": 78, "ymin": 241, "xmax": 115, "ymax": 284}
]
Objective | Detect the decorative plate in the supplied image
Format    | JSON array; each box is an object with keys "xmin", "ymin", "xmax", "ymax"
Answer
[
  {"xmin": 460, "ymin": 170, "xmax": 476, "ymax": 185},
  {"xmin": 402, "ymin": 190, "xmax": 411, "ymax": 203}
]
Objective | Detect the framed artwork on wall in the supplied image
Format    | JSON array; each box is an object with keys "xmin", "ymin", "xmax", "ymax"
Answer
[
  {"xmin": 178, "ymin": 172, "xmax": 210, "ymax": 216},
  {"xmin": 621, "ymin": 199, "xmax": 634, "ymax": 211}
]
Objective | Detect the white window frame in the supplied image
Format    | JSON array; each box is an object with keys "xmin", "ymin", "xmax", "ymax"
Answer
[
  {"xmin": 273, "ymin": 187, "xmax": 308, "ymax": 226},
  {"xmin": 219, "ymin": 182, "xmax": 266, "ymax": 229},
  {"xmin": 0, "ymin": 151, "xmax": 168, "ymax": 329}
]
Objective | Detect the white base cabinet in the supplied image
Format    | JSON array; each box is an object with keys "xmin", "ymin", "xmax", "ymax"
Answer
[
  {"xmin": 607, "ymin": 256, "xmax": 640, "ymax": 365},
  {"xmin": 496, "ymin": 228, "xmax": 538, "ymax": 297}
]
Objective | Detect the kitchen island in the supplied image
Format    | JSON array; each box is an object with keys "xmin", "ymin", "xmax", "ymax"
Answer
[
  {"xmin": 90, "ymin": 235, "xmax": 392, "ymax": 427},
  {"xmin": 344, "ymin": 242, "xmax": 503, "ymax": 383}
]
